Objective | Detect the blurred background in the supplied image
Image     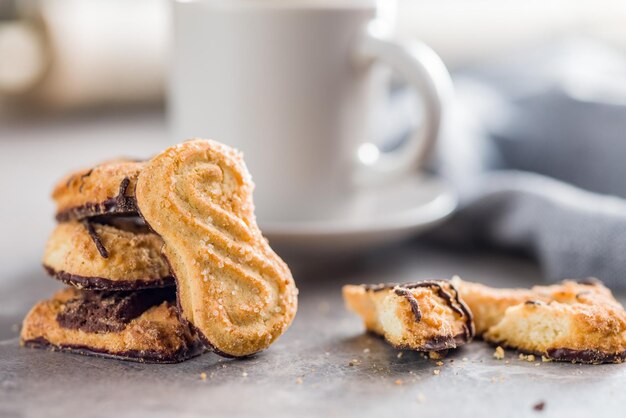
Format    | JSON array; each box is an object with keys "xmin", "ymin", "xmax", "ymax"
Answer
[
  {"xmin": 2, "ymin": 0, "xmax": 626, "ymax": 112},
  {"xmin": 3, "ymin": 3, "xmax": 626, "ymax": 413},
  {"xmin": 3, "ymin": 0, "xmax": 626, "ymax": 288}
]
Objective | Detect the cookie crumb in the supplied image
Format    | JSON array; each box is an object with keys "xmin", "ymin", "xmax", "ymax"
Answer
[
  {"xmin": 349, "ymin": 359, "xmax": 359, "ymax": 366},
  {"xmin": 462, "ymin": 357, "xmax": 469, "ymax": 362},
  {"xmin": 363, "ymin": 348, "xmax": 370, "ymax": 353},
  {"xmin": 493, "ymin": 346, "xmax": 505, "ymax": 360},
  {"xmin": 417, "ymin": 392, "xmax": 426, "ymax": 403},
  {"xmin": 541, "ymin": 356, "xmax": 552, "ymax": 362},
  {"xmin": 242, "ymin": 371, "xmax": 248, "ymax": 377},
  {"xmin": 295, "ymin": 377, "xmax": 303, "ymax": 385},
  {"xmin": 533, "ymin": 401, "xmax": 545, "ymax": 411},
  {"xmin": 433, "ymin": 369, "xmax": 440, "ymax": 376},
  {"xmin": 435, "ymin": 361, "xmax": 444, "ymax": 366},
  {"xmin": 395, "ymin": 379, "xmax": 403, "ymax": 385},
  {"xmin": 428, "ymin": 351, "xmax": 443, "ymax": 360},
  {"xmin": 519, "ymin": 353, "xmax": 536, "ymax": 362},
  {"xmin": 397, "ymin": 352, "xmax": 404, "ymax": 359},
  {"xmin": 199, "ymin": 372, "xmax": 207, "ymax": 381}
]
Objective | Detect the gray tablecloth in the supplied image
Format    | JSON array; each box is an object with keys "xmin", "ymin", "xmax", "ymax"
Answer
[{"xmin": 433, "ymin": 39, "xmax": 626, "ymax": 289}]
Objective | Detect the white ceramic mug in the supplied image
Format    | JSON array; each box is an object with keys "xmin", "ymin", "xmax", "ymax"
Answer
[{"xmin": 170, "ymin": 0, "xmax": 452, "ymax": 223}]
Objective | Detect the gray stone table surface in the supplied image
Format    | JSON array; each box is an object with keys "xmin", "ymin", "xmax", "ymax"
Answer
[{"xmin": 1, "ymin": 113, "xmax": 625, "ymax": 418}]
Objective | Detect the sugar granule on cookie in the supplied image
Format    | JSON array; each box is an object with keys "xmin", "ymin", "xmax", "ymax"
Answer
[
  {"xmin": 135, "ymin": 139, "xmax": 298, "ymax": 357},
  {"xmin": 342, "ymin": 280, "xmax": 474, "ymax": 352}
]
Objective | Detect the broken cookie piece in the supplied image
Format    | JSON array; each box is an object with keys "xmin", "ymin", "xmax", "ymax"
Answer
[
  {"xmin": 343, "ymin": 281, "xmax": 474, "ymax": 351},
  {"xmin": 453, "ymin": 277, "xmax": 626, "ymax": 364},
  {"xmin": 20, "ymin": 288, "xmax": 203, "ymax": 363}
]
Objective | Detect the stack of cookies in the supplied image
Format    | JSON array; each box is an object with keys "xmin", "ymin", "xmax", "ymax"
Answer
[
  {"xmin": 20, "ymin": 160, "xmax": 204, "ymax": 363},
  {"xmin": 21, "ymin": 140, "xmax": 298, "ymax": 363}
]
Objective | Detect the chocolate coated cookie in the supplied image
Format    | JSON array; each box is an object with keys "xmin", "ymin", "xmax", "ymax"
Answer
[
  {"xmin": 43, "ymin": 220, "xmax": 173, "ymax": 290},
  {"xmin": 21, "ymin": 288, "xmax": 204, "ymax": 363},
  {"xmin": 343, "ymin": 280, "xmax": 474, "ymax": 352}
]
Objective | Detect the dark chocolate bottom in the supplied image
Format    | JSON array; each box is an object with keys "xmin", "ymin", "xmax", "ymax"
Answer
[
  {"xmin": 55, "ymin": 198, "xmax": 138, "ymax": 222},
  {"xmin": 55, "ymin": 178, "xmax": 138, "ymax": 222},
  {"xmin": 367, "ymin": 330, "xmax": 469, "ymax": 352},
  {"xmin": 392, "ymin": 334, "xmax": 468, "ymax": 352},
  {"xmin": 420, "ymin": 333, "xmax": 469, "ymax": 351},
  {"xmin": 487, "ymin": 340, "xmax": 626, "ymax": 364},
  {"xmin": 44, "ymin": 265, "xmax": 175, "ymax": 291},
  {"xmin": 23, "ymin": 337, "xmax": 205, "ymax": 364},
  {"xmin": 545, "ymin": 348, "xmax": 626, "ymax": 364}
]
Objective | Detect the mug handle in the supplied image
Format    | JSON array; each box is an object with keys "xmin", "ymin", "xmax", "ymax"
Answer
[{"xmin": 353, "ymin": 22, "xmax": 453, "ymax": 183}]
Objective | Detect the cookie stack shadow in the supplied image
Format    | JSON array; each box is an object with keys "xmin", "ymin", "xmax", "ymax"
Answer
[{"xmin": 20, "ymin": 160, "xmax": 204, "ymax": 363}]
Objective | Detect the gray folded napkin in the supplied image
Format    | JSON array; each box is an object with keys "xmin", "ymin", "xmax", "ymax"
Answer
[{"xmin": 432, "ymin": 39, "xmax": 626, "ymax": 289}]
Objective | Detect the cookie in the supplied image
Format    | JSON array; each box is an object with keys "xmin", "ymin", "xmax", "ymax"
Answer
[
  {"xmin": 135, "ymin": 139, "xmax": 298, "ymax": 357},
  {"xmin": 453, "ymin": 277, "xmax": 626, "ymax": 363},
  {"xmin": 53, "ymin": 160, "xmax": 144, "ymax": 221},
  {"xmin": 343, "ymin": 281, "xmax": 474, "ymax": 351},
  {"xmin": 20, "ymin": 287, "xmax": 204, "ymax": 363},
  {"xmin": 43, "ymin": 220, "xmax": 173, "ymax": 290}
]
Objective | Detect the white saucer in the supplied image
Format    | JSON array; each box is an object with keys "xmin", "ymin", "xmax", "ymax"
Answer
[{"xmin": 259, "ymin": 174, "xmax": 458, "ymax": 255}]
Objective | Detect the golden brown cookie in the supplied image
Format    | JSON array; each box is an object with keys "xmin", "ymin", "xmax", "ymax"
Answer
[
  {"xmin": 53, "ymin": 160, "xmax": 144, "ymax": 221},
  {"xmin": 453, "ymin": 277, "xmax": 626, "ymax": 363},
  {"xmin": 343, "ymin": 281, "xmax": 474, "ymax": 351},
  {"xmin": 43, "ymin": 220, "xmax": 173, "ymax": 290},
  {"xmin": 20, "ymin": 288, "xmax": 204, "ymax": 363},
  {"xmin": 135, "ymin": 139, "xmax": 298, "ymax": 357}
]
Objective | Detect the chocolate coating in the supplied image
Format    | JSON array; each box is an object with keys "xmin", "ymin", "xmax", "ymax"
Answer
[
  {"xmin": 362, "ymin": 283, "xmax": 398, "ymax": 292},
  {"xmin": 82, "ymin": 220, "xmax": 109, "ymax": 258},
  {"xmin": 394, "ymin": 288, "xmax": 422, "ymax": 322},
  {"xmin": 391, "ymin": 333, "xmax": 468, "ymax": 351},
  {"xmin": 546, "ymin": 348, "xmax": 626, "ymax": 364},
  {"xmin": 487, "ymin": 340, "xmax": 626, "ymax": 364},
  {"xmin": 56, "ymin": 177, "xmax": 138, "ymax": 222},
  {"xmin": 56, "ymin": 288, "xmax": 175, "ymax": 333},
  {"xmin": 44, "ymin": 266, "xmax": 175, "ymax": 291}
]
